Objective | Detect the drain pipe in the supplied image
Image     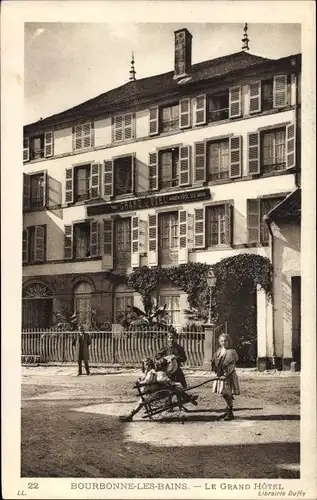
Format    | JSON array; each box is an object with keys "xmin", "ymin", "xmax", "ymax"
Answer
[{"xmin": 263, "ymin": 215, "xmax": 277, "ymax": 366}]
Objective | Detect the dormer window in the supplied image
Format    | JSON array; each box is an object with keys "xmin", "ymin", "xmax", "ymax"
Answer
[
  {"xmin": 208, "ymin": 92, "xmax": 229, "ymax": 122},
  {"xmin": 73, "ymin": 122, "xmax": 94, "ymax": 151},
  {"xmin": 23, "ymin": 132, "xmax": 53, "ymax": 162}
]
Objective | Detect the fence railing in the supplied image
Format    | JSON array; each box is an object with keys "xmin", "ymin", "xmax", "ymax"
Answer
[{"xmin": 21, "ymin": 328, "xmax": 205, "ymax": 367}]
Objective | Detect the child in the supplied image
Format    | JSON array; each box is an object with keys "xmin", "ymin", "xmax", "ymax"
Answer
[
  {"xmin": 119, "ymin": 358, "xmax": 157, "ymax": 422},
  {"xmin": 211, "ymin": 333, "xmax": 240, "ymax": 421},
  {"xmin": 155, "ymin": 358, "xmax": 198, "ymax": 406}
]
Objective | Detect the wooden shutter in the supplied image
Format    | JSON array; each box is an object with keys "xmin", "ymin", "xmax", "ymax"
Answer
[
  {"xmin": 194, "ymin": 207, "xmax": 205, "ymax": 248},
  {"xmin": 194, "ymin": 141, "xmax": 206, "ymax": 183},
  {"xmin": 90, "ymin": 163, "xmax": 100, "ymax": 199},
  {"xmin": 90, "ymin": 220, "xmax": 99, "ymax": 257},
  {"xmin": 229, "ymin": 135, "xmax": 242, "ymax": 179},
  {"xmin": 149, "ymin": 152, "xmax": 158, "ymax": 191},
  {"xmin": 103, "ymin": 160, "xmax": 113, "ymax": 197},
  {"xmin": 34, "ymin": 225, "xmax": 45, "ymax": 262},
  {"xmin": 291, "ymin": 74, "xmax": 297, "ymax": 106},
  {"xmin": 23, "ymin": 173, "xmax": 30, "ymax": 211},
  {"xmin": 64, "ymin": 225, "xmax": 73, "ymax": 259},
  {"xmin": 149, "ymin": 106, "xmax": 159, "ymax": 136},
  {"xmin": 179, "ymin": 145, "xmax": 191, "ymax": 186},
  {"xmin": 102, "ymin": 219, "xmax": 113, "ymax": 269},
  {"xmin": 114, "ymin": 115, "xmax": 123, "ymax": 142},
  {"xmin": 74, "ymin": 125, "xmax": 83, "ymax": 150},
  {"xmin": 249, "ymin": 82, "xmax": 261, "ymax": 114},
  {"xmin": 178, "ymin": 210, "xmax": 188, "ymax": 264},
  {"xmin": 224, "ymin": 203, "xmax": 233, "ymax": 246},
  {"xmin": 247, "ymin": 199, "xmax": 260, "ymax": 243},
  {"xmin": 42, "ymin": 170, "xmax": 48, "ymax": 207},
  {"xmin": 65, "ymin": 167, "xmax": 74, "ymax": 203},
  {"xmin": 83, "ymin": 122, "xmax": 93, "ymax": 148},
  {"xmin": 247, "ymin": 132, "xmax": 260, "ymax": 175},
  {"xmin": 229, "ymin": 86, "xmax": 242, "ymax": 118},
  {"xmin": 148, "ymin": 214, "xmax": 158, "ymax": 266},
  {"xmin": 23, "ymin": 138, "xmax": 30, "ymax": 162},
  {"xmin": 44, "ymin": 131, "xmax": 53, "ymax": 157},
  {"xmin": 286, "ymin": 123, "xmax": 296, "ymax": 169},
  {"xmin": 179, "ymin": 98, "xmax": 191, "ymax": 129},
  {"xmin": 22, "ymin": 229, "xmax": 29, "ymax": 263},
  {"xmin": 195, "ymin": 95, "xmax": 206, "ymax": 126},
  {"xmin": 273, "ymin": 75, "xmax": 287, "ymax": 108},
  {"xmin": 131, "ymin": 216, "xmax": 140, "ymax": 268},
  {"xmin": 131, "ymin": 155, "xmax": 135, "ymax": 194},
  {"xmin": 124, "ymin": 113, "xmax": 133, "ymax": 140}
]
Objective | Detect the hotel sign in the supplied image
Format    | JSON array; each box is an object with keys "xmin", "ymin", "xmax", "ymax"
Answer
[{"xmin": 87, "ymin": 189, "xmax": 211, "ymax": 216}]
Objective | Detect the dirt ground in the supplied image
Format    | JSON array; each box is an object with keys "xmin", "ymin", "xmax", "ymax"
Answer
[{"xmin": 21, "ymin": 366, "xmax": 300, "ymax": 479}]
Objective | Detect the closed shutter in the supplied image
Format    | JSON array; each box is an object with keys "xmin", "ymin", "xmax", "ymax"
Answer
[
  {"xmin": 102, "ymin": 219, "xmax": 113, "ymax": 270},
  {"xmin": 194, "ymin": 141, "xmax": 206, "ymax": 183},
  {"xmin": 273, "ymin": 75, "xmax": 287, "ymax": 108},
  {"xmin": 103, "ymin": 160, "xmax": 113, "ymax": 197},
  {"xmin": 149, "ymin": 152, "xmax": 158, "ymax": 191},
  {"xmin": 187, "ymin": 213, "xmax": 194, "ymax": 250},
  {"xmin": 247, "ymin": 132, "xmax": 260, "ymax": 175},
  {"xmin": 23, "ymin": 173, "xmax": 30, "ymax": 211},
  {"xmin": 179, "ymin": 210, "xmax": 188, "ymax": 264},
  {"xmin": 247, "ymin": 199, "xmax": 260, "ymax": 243},
  {"xmin": 22, "ymin": 229, "xmax": 29, "ymax": 263},
  {"xmin": 114, "ymin": 115, "xmax": 123, "ymax": 142},
  {"xmin": 44, "ymin": 131, "xmax": 54, "ymax": 157},
  {"xmin": 249, "ymin": 81, "xmax": 261, "ymax": 114},
  {"xmin": 131, "ymin": 216, "xmax": 140, "ymax": 268},
  {"xmin": 65, "ymin": 167, "xmax": 74, "ymax": 203},
  {"xmin": 23, "ymin": 138, "xmax": 30, "ymax": 162},
  {"xmin": 229, "ymin": 135, "xmax": 242, "ymax": 178},
  {"xmin": 64, "ymin": 225, "xmax": 73, "ymax": 259},
  {"xmin": 179, "ymin": 145, "xmax": 191, "ymax": 186},
  {"xmin": 224, "ymin": 203, "xmax": 233, "ymax": 246},
  {"xmin": 34, "ymin": 225, "xmax": 45, "ymax": 262},
  {"xmin": 286, "ymin": 123, "xmax": 296, "ymax": 169},
  {"xmin": 229, "ymin": 86, "xmax": 242, "ymax": 118},
  {"xmin": 124, "ymin": 113, "xmax": 133, "ymax": 140},
  {"xmin": 148, "ymin": 214, "xmax": 158, "ymax": 266},
  {"xmin": 179, "ymin": 98, "xmax": 191, "ymax": 129},
  {"xmin": 90, "ymin": 163, "xmax": 100, "ymax": 199},
  {"xmin": 149, "ymin": 106, "xmax": 159, "ymax": 136},
  {"xmin": 89, "ymin": 220, "xmax": 99, "ymax": 257},
  {"xmin": 195, "ymin": 95, "xmax": 206, "ymax": 126},
  {"xmin": 139, "ymin": 219, "xmax": 147, "ymax": 254},
  {"xmin": 194, "ymin": 207, "xmax": 205, "ymax": 248},
  {"xmin": 83, "ymin": 122, "xmax": 93, "ymax": 148}
]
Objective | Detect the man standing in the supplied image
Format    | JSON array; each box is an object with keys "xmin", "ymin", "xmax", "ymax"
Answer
[
  {"xmin": 72, "ymin": 325, "xmax": 91, "ymax": 376},
  {"xmin": 155, "ymin": 332, "xmax": 187, "ymax": 388}
]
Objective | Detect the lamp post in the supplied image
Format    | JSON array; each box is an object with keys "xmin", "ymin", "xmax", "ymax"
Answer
[{"xmin": 206, "ymin": 269, "xmax": 217, "ymax": 325}]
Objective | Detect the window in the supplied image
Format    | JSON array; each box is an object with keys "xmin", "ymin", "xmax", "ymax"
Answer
[
  {"xmin": 158, "ymin": 294, "xmax": 180, "ymax": 326},
  {"xmin": 65, "ymin": 163, "xmax": 100, "ymax": 204},
  {"xmin": 159, "ymin": 212, "xmax": 179, "ymax": 265},
  {"xmin": 64, "ymin": 220, "xmax": 99, "ymax": 260},
  {"xmin": 206, "ymin": 204, "xmax": 232, "ymax": 247},
  {"xmin": 73, "ymin": 282, "xmax": 93, "ymax": 327},
  {"xmin": 261, "ymin": 79, "xmax": 274, "ymax": 111},
  {"xmin": 160, "ymin": 104, "xmax": 179, "ymax": 133},
  {"xmin": 249, "ymin": 75, "xmax": 291, "ymax": 113},
  {"xmin": 23, "ymin": 172, "xmax": 47, "ymax": 211},
  {"xmin": 208, "ymin": 92, "xmax": 229, "ymax": 122},
  {"xmin": 261, "ymin": 128, "xmax": 286, "ymax": 173},
  {"xmin": 73, "ymin": 222, "xmax": 91, "ymax": 259},
  {"xmin": 115, "ymin": 294, "xmax": 134, "ymax": 323},
  {"xmin": 113, "ymin": 113, "xmax": 134, "ymax": 142},
  {"xmin": 22, "ymin": 283, "xmax": 52, "ymax": 328},
  {"xmin": 22, "ymin": 226, "xmax": 46, "ymax": 264},
  {"xmin": 73, "ymin": 123, "xmax": 94, "ymax": 151},
  {"xmin": 23, "ymin": 132, "xmax": 53, "ymax": 162},
  {"xmin": 247, "ymin": 196, "xmax": 285, "ymax": 244},
  {"xmin": 114, "ymin": 217, "xmax": 131, "ymax": 269},
  {"xmin": 207, "ymin": 139, "xmax": 229, "ymax": 181},
  {"xmin": 74, "ymin": 165, "xmax": 90, "ymax": 202},
  {"xmin": 114, "ymin": 156, "xmax": 134, "ymax": 196},
  {"xmin": 159, "ymin": 148, "xmax": 179, "ymax": 189}
]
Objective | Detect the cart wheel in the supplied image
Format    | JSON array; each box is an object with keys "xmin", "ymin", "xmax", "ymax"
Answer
[{"xmin": 147, "ymin": 390, "xmax": 182, "ymax": 421}]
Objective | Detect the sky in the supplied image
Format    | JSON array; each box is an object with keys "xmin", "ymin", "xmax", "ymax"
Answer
[{"xmin": 24, "ymin": 23, "xmax": 301, "ymax": 125}]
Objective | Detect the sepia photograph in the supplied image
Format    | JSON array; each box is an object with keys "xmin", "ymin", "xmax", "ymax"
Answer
[{"xmin": 1, "ymin": 1, "xmax": 316, "ymax": 499}]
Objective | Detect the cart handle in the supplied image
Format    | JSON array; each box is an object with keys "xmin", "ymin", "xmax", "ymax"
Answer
[{"xmin": 184, "ymin": 376, "xmax": 228, "ymax": 392}]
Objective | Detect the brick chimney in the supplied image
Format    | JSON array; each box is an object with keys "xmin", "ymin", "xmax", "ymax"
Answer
[{"xmin": 174, "ymin": 28, "xmax": 192, "ymax": 79}]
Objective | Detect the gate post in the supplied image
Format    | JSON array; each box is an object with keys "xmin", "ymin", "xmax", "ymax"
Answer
[{"xmin": 202, "ymin": 325, "xmax": 214, "ymax": 371}]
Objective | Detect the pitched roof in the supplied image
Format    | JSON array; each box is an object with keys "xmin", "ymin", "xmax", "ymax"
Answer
[{"xmin": 24, "ymin": 50, "xmax": 301, "ymax": 132}]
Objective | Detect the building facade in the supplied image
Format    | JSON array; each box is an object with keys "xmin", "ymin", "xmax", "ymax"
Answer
[{"xmin": 22, "ymin": 28, "xmax": 301, "ymax": 368}]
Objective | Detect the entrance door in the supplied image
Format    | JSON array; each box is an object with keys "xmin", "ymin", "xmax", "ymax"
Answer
[{"xmin": 291, "ymin": 276, "xmax": 301, "ymax": 364}]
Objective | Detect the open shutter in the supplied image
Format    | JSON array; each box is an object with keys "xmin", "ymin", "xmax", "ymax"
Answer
[
  {"xmin": 124, "ymin": 113, "xmax": 133, "ymax": 140},
  {"xmin": 194, "ymin": 207, "xmax": 205, "ymax": 248},
  {"xmin": 83, "ymin": 122, "xmax": 93, "ymax": 148},
  {"xmin": 179, "ymin": 98, "xmax": 191, "ymax": 129},
  {"xmin": 247, "ymin": 132, "xmax": 260, "ymax": 175},
  {"xmin": 42, "ymin": 170, "xmax": 48, "ymax": 207},
  {"xmin": 34, "ymin": 225, "xmax": 45, "ymax": 262},
  {"xmin": 224, "ymin": 203, "xmax": 233, "ymax": 246},
  {"xmin": 23, "ymin": 138, "xmax": 30, "ymax": 162},
  {"xmin": 178, "ymin": 210, "xmax": 188, "ymax": 264},
  {"xmin": 103, "ymin": 160, "xmax": 113, "ymax": 197},
  {"xmin": 179, "ymin": 145, "xmax": 191, "ymax": 186},
  {"xmin": 64, "ymin": 225, "xmax": 73, "ymax": 259},
  {"xmin": 74, "ymin": 125, "xmax": 83, "ymax": 150},
  {"xmin": 291, "ymin": 74, "xmax": 297, "ymax": 106},
  {"xmin": 90, "ymin": 163, "xmax": 100, "ymax": 199},
  {"xmin": 273, "ymin": 75, "xmax": 287, "ymax": 108},
  {"xmin": 194, "ymin": 141, "xmax": 206, "ymax": 183},
  {"xmin": 131, "ymin": 216, "xmax": 140, "ymax": 268},
  {"xmin": 149, "ymin": 106, "xmax": 159, "ymax": 136},
  {"xmin": 249, "ymin": 82, "xmax": 261, "ymax": 114},
  {"xmin": 148, "ymin": 214, "xmax": 158, "ymax": 267},
  {"xmin": 22, "ymin": 229, "xmax": 29, "ymax": 264},
  {"xmin": 65, "ymin": 167, "xmax": 74, "ymax": 203},
  {"xmin": 23, "ymin": 173, "xmax": 30, "ymax": 211},
  {"xmin": 149, "ymin": 152, "xmax": 158, "ymax": 191},
  {"xmin": 131, "ymin": 155, "xmax": 135, "ymax": 194},
  {"xmin": 102, "ymin": 219, "xmax": 113, "ymax": 270},
  {"xmin": 90, "ymin": 220, "xmax": 99, "ymax": 257},
  {"xmin": 195, "ymin": 95, "xmax": 206, "ymax": 126},
  {"xmin": 247, "ymin": 199, "xmax": 261, "ymax": 243},
  {"xmin": 114, "ymin": 115, "xmax": 123, "ymax": 142},
  {"xmin": 286, "ymin": 123, "xmax": 296, "ymax": 169},
  {"xmin": 229, "ymin": 136, "xmax": 242, "ymax": 179},
  {"xmin": 44, "ymin": 131, "xmax": 53, "ymax": 157},
  {"xmin": 229, "ymin": 86, "xmax": 242, "ymax": 118}
]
